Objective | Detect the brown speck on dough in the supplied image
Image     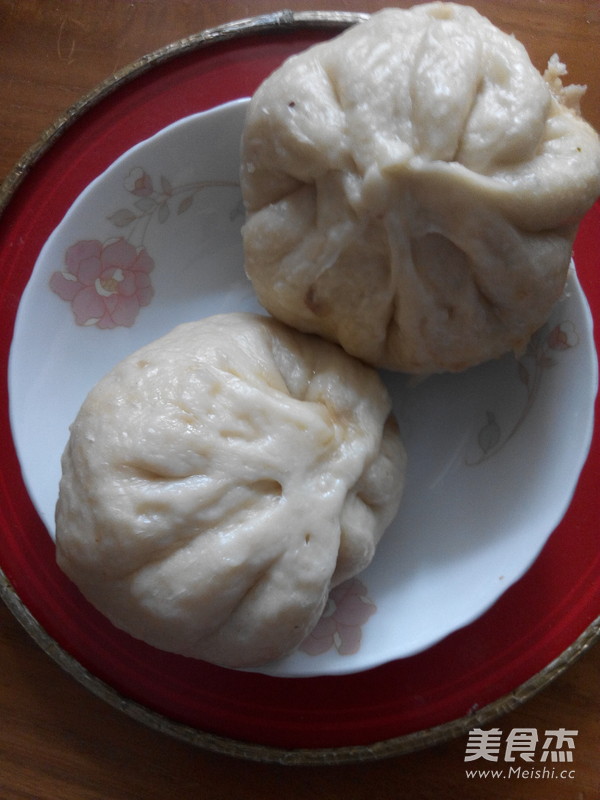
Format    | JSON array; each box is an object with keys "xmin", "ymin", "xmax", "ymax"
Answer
[{"xmin": 304, "ymin": 284, "xmax": 330, "ymax": 316}]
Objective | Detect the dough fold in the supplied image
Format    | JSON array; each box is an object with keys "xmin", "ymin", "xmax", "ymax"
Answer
[
  {"xmin": 56, "ymin": 313, "xmax": 406, "ymax": 668},
  {"xmin": 241, "ymin": 3, "xmax": 600, "ymax": 373}
]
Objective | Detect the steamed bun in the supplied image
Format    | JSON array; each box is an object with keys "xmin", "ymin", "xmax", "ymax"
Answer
[
  {"xmin": 55, "ymin": 313, "xmax": 406, "ymax": 668},
  {"xmin": 241, "ymin": 2, "xmax": 600, "ymax": 374}
]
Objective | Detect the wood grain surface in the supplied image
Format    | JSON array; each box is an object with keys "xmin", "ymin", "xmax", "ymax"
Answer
[{"xmin": 1, "ymin": 2, "xmax": 599, "ymax": 798}]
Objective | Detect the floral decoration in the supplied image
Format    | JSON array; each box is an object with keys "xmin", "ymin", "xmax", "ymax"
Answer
[
  {"xmin": 50, "ymin": 167, "xmax": 238, "ymax": 329},
  {"xmin": 49, "ymin": 238, "xmax": 154, "ymax": 329},
  {"xmin": 469, "ymin": 320, "xmax": 579, "ymax": 464},
  {"xmin": 300, "ymin": 578, "xmax": 377, "ymax": 657}
]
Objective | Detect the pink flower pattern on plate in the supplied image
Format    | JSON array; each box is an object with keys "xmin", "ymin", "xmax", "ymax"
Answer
[
  {"xmin": 49, "ymin": 166, "xmax": 240, "ymax": 329},
  {"xmin": 124, "ymin": 166, "xmax": 154, "ymax": 197},
  {"xmin": 546, "ymin": 320, "xmax": 579, "ymax": 351},
  {"xmin": 300, "ymin": 578, "xmax": 377, "ymax": 657},
  {"xmin": 49, "ymin": 238, "xmax": 154, "ymax": 329}
]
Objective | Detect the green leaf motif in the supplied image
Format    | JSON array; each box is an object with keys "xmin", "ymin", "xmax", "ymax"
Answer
[
  {"xmin": 108, "ymin": 208, "xmax": 137, "ymax": 227},
  {"xmin": 134, "ymin": 197, "xmax": 157, "ymax": 213},
  {"xmin": 177, "ymin": 195, "xmax": 194, "ymax": 215},
  {"xmin": 517, "ymin": 361, "xmax": 530, "ymax": 387},
  {"xmin": 478, "ymin": 411, "xmax": 501, "ymax": 455}
]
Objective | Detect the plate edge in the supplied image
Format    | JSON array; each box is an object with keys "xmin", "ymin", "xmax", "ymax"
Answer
[{"xmin": 2, "ymin": 566, "xmax": 599, "ymax": 765}]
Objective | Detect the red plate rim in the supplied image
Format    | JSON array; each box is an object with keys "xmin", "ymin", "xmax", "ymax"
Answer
[{"xmin": 0, "ymin": 11, "xmax": 599, "ymax": 764}]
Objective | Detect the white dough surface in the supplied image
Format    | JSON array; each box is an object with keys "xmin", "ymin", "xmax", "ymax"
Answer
[
  {"xmin": 241, "ymin": 3, "xmax": 600, "ymax": 373},
  {"xmin": 55, "ymin": 313, "xmax": 406, "ymax": 668}
]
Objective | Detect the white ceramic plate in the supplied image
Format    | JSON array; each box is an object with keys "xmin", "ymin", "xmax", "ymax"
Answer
[{"xmin": 8, "ymin": 98, "xmax": 597, "ymax": 677}]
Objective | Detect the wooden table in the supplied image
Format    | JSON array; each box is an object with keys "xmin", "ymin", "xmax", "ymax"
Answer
[{"xmin": 0, "ymin": 2, "xmax": 598, "ymax": 797}]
